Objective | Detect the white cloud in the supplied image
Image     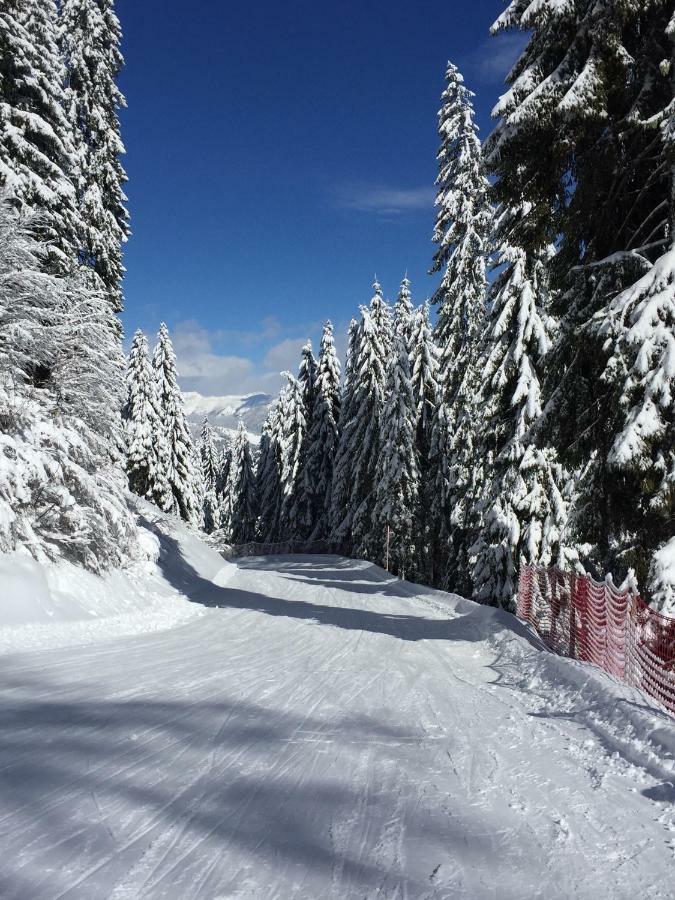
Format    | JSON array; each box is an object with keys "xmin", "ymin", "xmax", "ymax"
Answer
[
  {"xmin": 166, "ymin": 319, "xmax": 333, "ymax": 399},
  {"xmin": 170, "ymin": 321, "xmax": 264, "ymax": 396},
  {"xmin": 334, "ymin": 183, "xmax": 435, "ymax": 217},
  {"xmin": 262, "ymin": 337, "xmax": 310, "ymax": 374}
]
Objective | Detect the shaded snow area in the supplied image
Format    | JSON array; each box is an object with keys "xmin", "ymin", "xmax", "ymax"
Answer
[{"xmin": 1, "ymin": 519, "xmax": 674, "ymax": 898}]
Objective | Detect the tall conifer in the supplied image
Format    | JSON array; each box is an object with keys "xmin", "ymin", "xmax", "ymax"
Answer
[
  {"xmin": 330, "ymin": 318, "xmax": 361, "ymax": 545},
  {"xmin": 228, "ymin": 421, "xmax": 258, "ymax": 544},
  {"xmin": 372, "ymin": 335, "xmax": 420, "ymax": 577},
  {"xmin": 153, "ymin": 324, "xmax": 199, "ymax": 523},
  {"xmin": 349, "ymin": 286, "xmax": 391, "ymax": 558},
  {"xmin": 59, "ymin": 0, "xmax": 129, "ymax": 310},
  {"xmin": 0, "ymin": 1, "xmax": 80, "ymax": 273},
  {"xmin": 429, "ymin": 61, "xmax": 492, "ymax": 593},
  {"xmin": 305, "ymin": 321, "xmax": 341, "ymax": 540},
  {"xmin": 488, "ymin": 0, "xmax": 675, "ymax": 590},
  {"xmin": 124, "ymin": 329, "xmax": 171, "ymax": 509}
]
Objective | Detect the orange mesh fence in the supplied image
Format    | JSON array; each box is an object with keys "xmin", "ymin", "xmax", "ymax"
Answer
[{"xmin": 518, "ymin": 566, "xmax": 675, "ymax": 716}]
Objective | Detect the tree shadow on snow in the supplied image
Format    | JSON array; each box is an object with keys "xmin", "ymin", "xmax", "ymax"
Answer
[
  {"xmin": 0, "ymin": 664, "xmax": 498, "ymax": 900},
  {"xmin": 151, "ymin": 529, "xmax": 522, "ymax": 646}
]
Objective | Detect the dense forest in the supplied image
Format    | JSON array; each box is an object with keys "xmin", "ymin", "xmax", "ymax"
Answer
[{"xmin": 2, "ymin": 1, "xmax": 675, "ymax": 614}]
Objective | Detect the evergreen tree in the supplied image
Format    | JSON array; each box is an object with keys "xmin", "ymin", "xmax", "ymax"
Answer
[
  {"xmin": 216, "ymin": 437, "xmax": 232, "ymax": 496},
  {"xmin": 430, "ymin": 61, "xmax": 491, "ymax": 383},
  {"xmin": 427, "ymin": 382, "xmax": 452, "ymax": 584},
  {"xmin": 198, "ymin": 417, "xmax": 219, "ymax": 533},
  {"xmin": 278, "ymin": 373, "xmax": 307, "ymax": 539},
  {"xmin": 153, "ymin": 323, "xmax": 199, "ymax": 523},
  {"xmin": 330, "ymin": 318, "xmax": 361, "ymax": 544},
  {"xmin": 199, "ymin": 417, "xmax": 219, "ymax": 492},
  {"xmin": 471, "ymin": 208, "xmax": 572, "ymax": 609},
  {"xmin": 0, "ymin": 1, "xmax": 80, "ymax": 273},
  {"xmin": 0, "ymin": 197, "xmax": 134, "ymax": 570},
  {"xmin": 219, "ymin": 473, "xmax": 234, "ymax": 540},
  {"xmin": 124, "ymin": 329, "xmax": 171, "ymax": 510},
  {"xmin": 429, "ymin": 61, "xmax": 492, "ymax": 593},
  {"xmin": 444, "ymin": 366, "xmax": 488, "ymax": 594},
  {"xmin": 256, "ymin": 399, "xmax": 283, "ymax": 542},
  {"xmin": 228, "ymin": 420, "xmax": 258, "ymax": 544},
  {"xmin": 394, "ymin": 275, "xmax": 415, "ymax": 349},
  {"xmin": 298, "ymin": 341, "xmax": 318, "ymax": 432},
  {"xmin": 409, "ymin": 303, "xmax": 440, "ymax": 580},
  {"xmin": 596, "ymin": 246, "xmax": 675, "ymax": 607},
  {"xmin": 488, "ymin": 0, "xmax": 675, "ymax": 590},
  {"xmin": 372, "ymin": 334, "xmax": 420, "ymax": 578},
  {"xmin": 369, "ymin": 278, "xmax": 394, "ymax": 355},
  {"xmin": 59, "ymin": 0, "xmax": 129, "ymax": 311},
  {"xmin": 289, "ymin": 341, "xmax": 318, "ymax": 538},
  {"xmin": 305, "ymin": 321, "xmax": 341, "ymax": 540},
  {"xmin": 349, "ymin": 286, "xmax": 392, "ymax": 558}
]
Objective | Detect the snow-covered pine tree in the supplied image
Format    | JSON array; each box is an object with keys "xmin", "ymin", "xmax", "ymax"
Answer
[
  {"xmin": 289, "ymin": 341, "xmax": 318, "ymax": 538},
  {"xmin": 596, "ymin": 245, "xmax": 675, "ymax": 611},
  {"xmin": 0, "ymin": 197, "xmax": 135, "ymax": 570},
  {"xmin": 153, "ymin": 323, "xmax": 199, "ymax": 524},
  {"xmin": 431, "ymin": 61, "xmax": 491, "ymax": 381},
  {"xmin": 198, "ymin": 417, "xmax": 219, "ymax": 533},
  {"xmin": 191, "ymin": 441, "xmax": 206, "ymax": 529},
  {"xmin": 298, "ymin": 342, "xmax": 318, "ymax": 432},
  {"xmin": 372, "ymin": 334, "xmax": 420, "ymax": 578},
  {"xmin": 305, "ymin": 321, "xmax": 341, "ymax": 540},
  {"xmin": 429, "ymin": 61, "xmax": 492, "ymax": 594},
  {"xmin": 278, "ymin": 372, "xmax": 307, "ymax": 539},
  {"xmin": 394, "ymin": 275, "xmax": 415, "ymax": 349},
  {"xmin": 349, "ymin": 286, "xmax": 392, "ymax": 559},
  {"xmin": 215, "ymin": 437, "xmax": 231, "ymax": 496},
  {"xmin": 256, "ymin": 398, "xmax": 283, "ymax": 542},
  {"xmin": 124, "ymin": 329, "xmax": 171, "ymax": 510},
  {"xmin": 59, "ymin": 0, "xmax": 129, "ymax": 312},
  {"xmin": 471, "ymin": 206, "xmax": 572, "ymax": 610},
  {"xmin": 427, "ymin": 386, "xmax": 452, "ymax": 585},
  {"xmin": 444, "ymin": 366, "xmax": 489, "ymax": 595},
  {"xmin": 228, "ymin": 420, "xmax": 258, "ymax": 545},
  {"xmin": 215, "ymin": 449, "xmax": 232, "ymax": 539},
  {"xmin": 0, "ymin": 1, "xmax": 81, "ymax": 274},
  {"xmin": 409, "ymin": 303, "xmax": 440, "ymax": 580},
  {"xmin": 369, "ymin": 278, "xmax": 394, "ymax": 355},
  {"xmin": 330, "ymin": 318, "xmax": 361, "ymax": 546},
  {"xmin": 199, "ymin": 417, "xmax": 218, "ymax": 492},
  {"xmin": 488, "ymin": 0, "xmax": 675, "ymax": 592}
]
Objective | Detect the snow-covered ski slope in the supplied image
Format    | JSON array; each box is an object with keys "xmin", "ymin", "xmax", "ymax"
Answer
[{"xmin": 1, "ymin": 517, "xmax": 674, "ymax": 899}]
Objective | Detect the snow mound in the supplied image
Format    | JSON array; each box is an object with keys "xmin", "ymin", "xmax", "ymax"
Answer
[{"xmin": 0, "ymin": 502, "xmax": 235, "ymax": 655}]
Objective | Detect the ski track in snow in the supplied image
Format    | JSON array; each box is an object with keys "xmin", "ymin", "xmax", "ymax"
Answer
[{"xmin": 1, "ymin": 541, "xmax": 674, "ymax": 899}]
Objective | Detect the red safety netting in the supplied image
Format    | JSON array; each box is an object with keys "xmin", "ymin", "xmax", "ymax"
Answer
[{"xmin": 518, "ymin": 566, "xmax": 675, "ymax": 716}]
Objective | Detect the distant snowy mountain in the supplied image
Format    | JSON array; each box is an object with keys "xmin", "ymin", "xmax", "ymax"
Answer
[{"xmin": 182, "ymin": 391, "xmax": 273, "ymax": 445}]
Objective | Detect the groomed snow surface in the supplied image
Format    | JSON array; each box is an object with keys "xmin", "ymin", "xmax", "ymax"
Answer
[{"xmin": 1, "ymin": 512, "xmax": 674, "ymax": 899}]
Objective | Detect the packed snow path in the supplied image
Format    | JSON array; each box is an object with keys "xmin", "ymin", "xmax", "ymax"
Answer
[{"xmin": 1, "ymin": 543, "xmax": 674, "ymax": 898}]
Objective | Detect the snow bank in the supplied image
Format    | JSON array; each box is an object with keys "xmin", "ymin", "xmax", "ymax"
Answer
[
  {"xmin": 348, "ymin": 561, "xmax": 675, "ymax": 783},
  {"xmin": 402, "ymin": 574, "xmax": 675, "ymax": 781},
  {"xmin": 0, "ymin": 501, "xmax": 236, "ymax": 655}
]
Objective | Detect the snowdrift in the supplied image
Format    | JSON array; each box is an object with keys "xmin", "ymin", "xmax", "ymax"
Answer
[{"xmin": 0, "ymin": 501, "xmax": 235, "ymax": 655}]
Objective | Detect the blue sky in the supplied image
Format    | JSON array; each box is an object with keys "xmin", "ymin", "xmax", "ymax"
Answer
[{"xmin": 117, "ymin": 0, "xmax": 524, "ymax": 396}]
